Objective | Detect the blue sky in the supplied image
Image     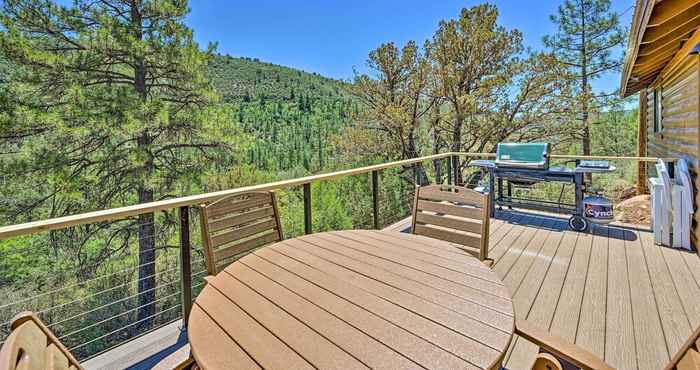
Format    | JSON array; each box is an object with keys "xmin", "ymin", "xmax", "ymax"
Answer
[{"xmin": 186, "ymin": 0, "xmax": 635, "ymax": 93}]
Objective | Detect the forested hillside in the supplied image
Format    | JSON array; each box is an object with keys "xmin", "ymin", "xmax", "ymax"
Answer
[{"xmin": 208, "ymin": 55, "xmax": 357, "ymax": 172}]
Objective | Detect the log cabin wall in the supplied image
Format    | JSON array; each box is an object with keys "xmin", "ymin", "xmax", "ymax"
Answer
[
  {"xmin": 645, "ymin": 56, "xmax": 700, "ymax": 245},
  {"xmin": 621, "ymin": 0, "xmax": 700, "ymax": 249}
]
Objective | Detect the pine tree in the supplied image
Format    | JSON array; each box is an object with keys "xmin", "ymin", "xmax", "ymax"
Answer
[
  {"xmin": 426, "ymin": 4, "xmax": 522, "ymax": 184},
  {"xmin": 544, "ymin": 0, "xmax": 625, "ymax": 155},
  {"xmin": 350, "ymin": 41, "xmax": 432, "ymax": 184},
  {"xmin": 0, "ymin": 0, "xmax": 232, "ymax": 331}
]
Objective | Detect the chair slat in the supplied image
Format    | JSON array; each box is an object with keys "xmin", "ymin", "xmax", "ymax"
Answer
[
  {"xmin": 211, "ymin": 218, "xmax": 278, "ymax": 248},
  {"xmin": 415, "ymin": 212, "xmax": 482, "ymax": 234},
  {"xmin": 215, "ymin": 231, "xmax": 280, "ymax": 262},
  {"xmin": 207, "ymin": 193, "xmax": 272, "ymax": 219},
  {"xmin": 418, "ymin": 185, "xmax": 485, "ymax": 207},
  {"xmin": 416, "ymin": 199, "xmax": 483, "ymax": 219},
  {"xmin": 413, "ymin": 224, "xmax": 481, "ymax": 250},
  {"xmin": 208, "ymin": 206, "xmax": 275, "ymax": 232}
]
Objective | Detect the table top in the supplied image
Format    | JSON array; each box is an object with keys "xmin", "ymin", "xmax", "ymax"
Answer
[{"xmin": 188, "ymin": 230, "xmax": 515, "ymax": 370}]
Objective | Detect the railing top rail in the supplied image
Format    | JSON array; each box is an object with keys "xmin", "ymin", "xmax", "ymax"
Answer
[{"xmin": 0, "ymin": 151, "xmax": 672, "ymax": 240}]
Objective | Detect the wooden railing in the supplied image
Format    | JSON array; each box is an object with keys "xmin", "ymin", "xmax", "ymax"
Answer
[{"xmin": 0, "ymin": 151, "xmax": 669, "ymax": 361}]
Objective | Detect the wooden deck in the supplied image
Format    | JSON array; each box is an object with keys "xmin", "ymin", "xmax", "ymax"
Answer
[{"xmin": 388, "ymin": 210, "xmax": 700, "ymax": 370}]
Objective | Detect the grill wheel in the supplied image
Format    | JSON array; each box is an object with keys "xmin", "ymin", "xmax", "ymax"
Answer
[{"xmin": 568, "ymin": 215, "xmax": 588, "ymax": 232}]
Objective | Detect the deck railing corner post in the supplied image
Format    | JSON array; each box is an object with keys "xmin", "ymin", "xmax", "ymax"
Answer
[
  {"xmin": 371, "ymin": 170, "xmax": 380, "ymax": 229},
  {"xmin": 447, "ymin": 156, "xmax": 453, "ymax": 186},
  {"xmin": 451, "ymin": 154, "xmax": 459, "ymax": 186},
  {"xmin": 303, "ymin": 183, "xmax": 312, "ymax": 234},
  {"xmin": 179, "ymin": 206, "xmax": 193, "ymax": 328}
]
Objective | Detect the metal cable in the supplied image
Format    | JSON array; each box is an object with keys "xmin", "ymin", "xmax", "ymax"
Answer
[
  {"xmin": 57, "ymin": 290, "xmax": 182, "ymax": 341},
  {"xmin": 68, "ymin": 304, "xmax": 181, "ymax": 352},
  {"xmin": 44, "ymin": 275, "xmax": 181, "ymax": 326}
]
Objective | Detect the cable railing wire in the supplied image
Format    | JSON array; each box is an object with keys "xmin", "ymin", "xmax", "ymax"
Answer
[
  {"xmin": 0, "ymin": 248, "xmax": 182, "ymax": 306},
  {"xmin": 68, "ymin": 303, "xmax": 182, "ymax": 353},
  {"xmin": 2, "ymin": 255, "xmax": 204, "ymax": 329},
  {"xmin": 57, "ymin": 290, "xmax": 182, "ymax": 341},
  {"xmin": 44, "ymin": 271, "xmax": 182, "ymax": 329},
  {"xmin": 40, "ymin": 272, "xmax": 181, "ymax": 322},
  {"xmin": 0, "ymin": 257, "xmax": 169, "ymax": 310}
]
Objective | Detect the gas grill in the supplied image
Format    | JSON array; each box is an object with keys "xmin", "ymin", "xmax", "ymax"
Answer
[{"xmin": 469, "ymin": 143, "xmax": 616, "ymax": 231}]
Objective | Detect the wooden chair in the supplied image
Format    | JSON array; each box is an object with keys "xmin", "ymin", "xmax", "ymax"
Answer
[
  {"xmin": 0, "ymin": 312, "xmax": 82, "ymax": 370},
  {"xmin": 411, "ymin": 184, "xmax": 491, "ymax": 263},
  {"xmin": 0, "ymin": 311, "xmax": 197, "ymax": 370},
  {"xmin": 199, "ymin": 191, "xmax": 283, "ymax": 275},
  {"xmin": 516, "ymin": 319, "xmax": 700, "ymax": 370}
]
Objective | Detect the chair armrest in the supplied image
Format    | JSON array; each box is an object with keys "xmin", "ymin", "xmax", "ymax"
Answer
[{"xmin": 515, "ymin": 320, "xmax": 614, "ymax": 370}]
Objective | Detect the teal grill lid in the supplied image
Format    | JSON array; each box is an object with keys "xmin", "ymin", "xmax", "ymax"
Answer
[{"xmin": 495, "ymin": 143, "xmax": 551, "ymax": 169}]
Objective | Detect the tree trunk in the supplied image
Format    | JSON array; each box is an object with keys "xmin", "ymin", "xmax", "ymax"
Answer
[
  {"xmin": 579, "ymin": 3, "xmax": 592, "ymax": 181},
  {"xmin": 580, "ymin": 69, "xmax": 591, "ymax": 157},
  {"xmin": 407, "ymin": 126, "xmax": 429, "ymax": 185},
  {"xmin": 131, "ymin": 1, "xmax": 156, "ymax": 333},
  {"xmin": 581, "ymin": 119, "xmax": 591, "ymax": 155},
  {"xmin": 136, "ymin": 186, "xmax": 156, "ymax": 331},
  {"xmin": 451, "ymin": 113, "xmax": 463, "ymax": 185},
  {"xmin": 580, "ymin": 2, "xmax": 591, "ymax": 157},
  {"xmin": 432, "ymin": 121, "xmax": 443, "ymax": 184},
  {"xmin": 135, "ymin": 122, "xmax": 156, "ymax": 332},
  {"xmin": 433, "ymin": 159, "xmax": 442, "ymax": 184}
]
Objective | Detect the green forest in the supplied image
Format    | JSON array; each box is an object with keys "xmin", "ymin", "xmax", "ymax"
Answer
[{"xmin": 0, "ymin": 0, "xmax": 637, "ymax": 360}]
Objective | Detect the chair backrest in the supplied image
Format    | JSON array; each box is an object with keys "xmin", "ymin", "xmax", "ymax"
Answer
[
  {"xmin": 0, "ymin": 312, "xmax": 82, "ymax": 370},
  {"xmin": 411, "ymin": 184, "xmax": 491, "ymax": 261},
  {"xmin": 664, "ymin": 325, "xmax": 700, "ymax": 370},
  {"xmin": 200, "ymin": 191, "xmax": 283, "ymax": 275}
]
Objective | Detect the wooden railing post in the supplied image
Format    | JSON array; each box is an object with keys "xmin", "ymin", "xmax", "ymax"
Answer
[
  {"xmin": 179, "ymin": 206, "xmax": 192, "ymax": 327},
  {"xmin": 371, "ymin": 170, "xmax": 379, "ymax": 229},
  {"xmin": 303, "ymin": 183, "xmax": 312, "ymax": 234}
]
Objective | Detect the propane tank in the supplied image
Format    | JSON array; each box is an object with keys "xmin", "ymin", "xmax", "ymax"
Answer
[{"xmin": 583, "ymin": 195, "xmax": 614, "ymax": 224}]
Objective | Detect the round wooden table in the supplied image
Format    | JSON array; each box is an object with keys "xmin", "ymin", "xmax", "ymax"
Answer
[{"xmin": 188, "ymin": 230, "xmax": 515, "ymax": 370}]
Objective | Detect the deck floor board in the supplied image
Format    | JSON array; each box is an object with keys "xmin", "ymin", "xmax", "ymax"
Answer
[
  {"xmin": 639, "ymin": 228, "xmax": 692, "ymax": 357},
  {"xmin": 383, "ymin": 211, "xmax": 700, "ymax": 370},
  {"xmin": 605, "ymin": 226, "xmax": 637, "ymax": 370},
  {"xmin": 659, "ymin": 245, "xmax": 700, "ymax": 328},
  {"xmin": 625, "ymin": 228, "xmax": 670, "ymax": 370},
  {"xmin": 576, "ymin": 225, "xmax": 609, "ymax": 358}
]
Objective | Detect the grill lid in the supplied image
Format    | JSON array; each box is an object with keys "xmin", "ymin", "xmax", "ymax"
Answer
[{"xmin": 495, "ymin": 143, "xmax": 551, "ymax": 169}]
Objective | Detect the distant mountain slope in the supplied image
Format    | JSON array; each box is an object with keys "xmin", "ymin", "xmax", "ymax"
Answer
[
  {"xmin": 209, "ymin": 54, "xmax": 350, "ymax": 103},
  {"xmin": 208, "ymin": 54, "xmax": 357, "ymax": 172}
]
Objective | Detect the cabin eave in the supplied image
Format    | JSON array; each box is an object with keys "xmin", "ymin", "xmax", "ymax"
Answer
[{"xmin": 621, "ymin": 0, "xmax": 700, "ymax": 97}]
